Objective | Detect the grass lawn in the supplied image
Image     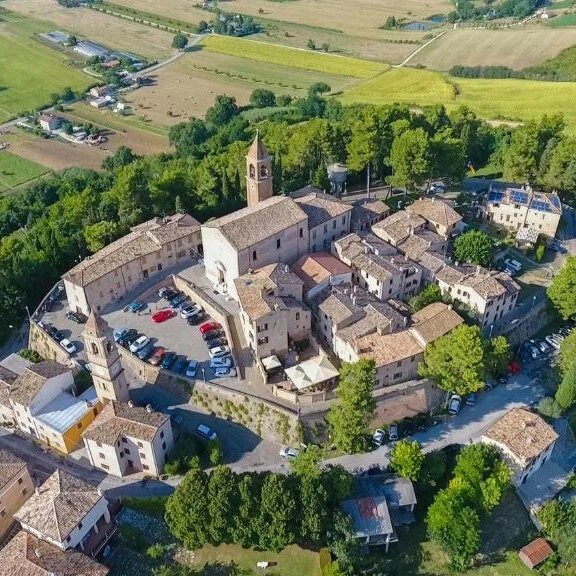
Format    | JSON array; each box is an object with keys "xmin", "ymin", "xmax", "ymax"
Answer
[
  {"xmin": 193, "ymin": 544, "xmax": 321, "ymax": 576},
  {"xmin": 0, "ymin": 150, "xmax": 50, "ymax": 193},
  {"xmin": 0, "ymin": 10, "xmax": 91, "ymax": 122},
  {"xmin": 549, "ymin": 13, "xmax": 576, "ymax": 26},
  {"xmin": 201, "ymin": 35, "xmax": 388, "ymax": 78}
]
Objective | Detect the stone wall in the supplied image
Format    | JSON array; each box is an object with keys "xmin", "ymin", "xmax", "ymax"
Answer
[
  {"xmin": 29, "ymin": 322, "xmax": 72, "ymax": 366},
  {"xmin": 496, "ymin": 300, "xmax": 552, "ymax": 346}
]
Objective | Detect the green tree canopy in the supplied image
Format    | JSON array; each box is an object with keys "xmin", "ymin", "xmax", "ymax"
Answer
[
  {"xmin": 559, "ymin": 330, "xmax": 576, "ymax": 374},
  {"xmin": 548, "ymin": 257, "xmax": 576, "ymax": 320},
  {"xmin": 172, "ymin": 33, "xmax": 188, "ymax": 50},
  {"xmin": 249, "ymin": 89, "xmax": 276, "ymax": 108},
  {"xmin": 83, "ymin": 220, "xmax": 118, "ymax": 253},
  {"xmin": 389, "ymin": 127, "xmax": 431, "ymax": 190},
  {"xmin": 418, "ymin": 324, "xmax": 486, "ymax": 395},
  {"xmin": 390, "ymin": 439, "xmax": 425, "ymax": 481},
  {"xmin": 485, "ymin": 335, "xmax": 511, "ymax": 377},
  {"xmin": 556, "ymin": 360, "xmax": 576, "ymax": 411},
  {"xmin": 327, "ymin": 359, "xmax": 377, "ymax": 453},
  {"xmin": 205, "ymin": 95, "xmax": 239, "ymax": 127},
  {"xmin": 409, "ymin": 283, "xmax": 443, "ymax": 312},
  {"xmin": 454, "ymin": 229, "xmax": 494, "ymax": 267}
]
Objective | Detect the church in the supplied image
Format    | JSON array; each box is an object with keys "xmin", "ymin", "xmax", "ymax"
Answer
[{"xmin": 201, "ymin": 133, "xmax": 353, "ymax": 297}]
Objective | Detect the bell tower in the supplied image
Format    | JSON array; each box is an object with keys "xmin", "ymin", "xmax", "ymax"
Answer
[
  {"xmin": 246, "ymin": 131, "xmax": 273, "ymax": 207},
  {"xmin": 83, "ymin": 311, "xmax": 130, "ymax": 403}
]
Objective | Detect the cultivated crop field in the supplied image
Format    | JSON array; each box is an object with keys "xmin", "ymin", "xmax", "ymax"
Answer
[
  {"xmin": 0, "ymin": 149, "xmax": 50, "ymax": 193},
  {"xmin": 411, "ymin": 26, "xmax": 576, "ymax": 70},
  {"xmin": 0, "ymin": 11, "xmax": 90, "ymax": 122},
  {"xmin": 2, "ymin": 0, "xmax": 174, "ymax": 59}
]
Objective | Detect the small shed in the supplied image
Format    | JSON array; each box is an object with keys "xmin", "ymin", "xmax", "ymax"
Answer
[
  {"xmin": 516, "ymin": 227, "xmax": 539, "ymax": 248},
  {"xmin": 518, "ymin": 538, "xmax": 553, "ymax": 570}
]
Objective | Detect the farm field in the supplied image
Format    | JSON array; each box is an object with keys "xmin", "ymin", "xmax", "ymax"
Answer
[
  {"xmin": 411, "ymin": 27, "xmax": 576, "ymax": 70},
  {"xmin": 2, "ymin": 131, "xmax": 108, "ymax": 172},
  {"xmin": 0, "ymin": 11, "xmax": 90, "ymax": 122},
  {"xmin": 61, "ymin": 103, "xmax": 171, "ymax": 155},
  {"xmin": 341, "ymin": 67, "xmax": 576, "ymax": 133},
  {"xmin": 201, "ymin": 35, "xmax": 388, "ymax": 78},
  {"xmin": 193, "ymin": 544, "xmax": 321, "ymax": 576},
  {"xmin": 2, "ymin": 0, "xmax": 175, "ymax": 60},
  {"xmin": 0, "ymin": 149, "xmax": 50, "ymax": 193}
]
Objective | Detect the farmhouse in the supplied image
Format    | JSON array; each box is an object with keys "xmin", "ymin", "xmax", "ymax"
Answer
[
  {"xmin": 63, "ymin": 213, "xmax": 202, "ymax": 316},
  {"xmin": 83, "ymin": 401, "xmax": 173, "ymax": 477},
  {"xmin": 480, "ymin": 186, "xmax": 562, "ymax": 239},
  {"xmin": 481, "ymin": 408, "xmax": 558, "ymax": 486},
  {"xmin": 406, "ymin": 197, "xmax": 463, "ymax": 238},
  {"xmin": 39, "ymin": 114, "xmax": 63, "ymax": 132},
  {"xmin": 0, "ymin": 449, "xmax": 34, "ymax": 540}
]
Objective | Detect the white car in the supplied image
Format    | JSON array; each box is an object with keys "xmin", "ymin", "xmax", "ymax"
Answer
[
  {"xmin": 185, "ymin": 359, "xmax": 198, "ymax": 378},
  {"xmin": 210, "ymin": 357, "xmax": 233, "ymax": 368},
  {"xmin": 214, "ymin": 367, "xmax": 237, "ymax": 378},
  {"xmin": 60, "ymin": 339, "xmax": 77, "ymax": 354},
  {"xmin": 372, "ymin": 429, "xmax": 386, "ymax": 448},
  {"xmin": 545, "ymin": 335, "xmax": 561, "ymax": 349},
  {"xmin": 195, "ymin": 423, "xmax": 217, "ymax": 440},
  {"xmin": 448, "ymin": 394, "xmax": 462, "ymax": 415},
  {"xmin": 279, "ymin": 446, "xmax": 299, "ymax": 459},
  {"xmin": 209, "ymin": 345, "xmax": 231, "ymax": 358},
  {"xmin": 180, "ymin": 304, "xmax": 203, "ymax": 319},
  {"xmin": 129, "ymin": 335, "xmax": 150, "ymax": 353}
]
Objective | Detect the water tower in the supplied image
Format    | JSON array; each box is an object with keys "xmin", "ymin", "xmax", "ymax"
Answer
[{"xmin": 327, "ymin": 163, "xmax": 348, "ymax": 197}]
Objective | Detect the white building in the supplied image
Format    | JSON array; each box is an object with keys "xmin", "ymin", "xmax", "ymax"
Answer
[
  {"xmin": 481, "ymin": 408, "xmax": 559, "ymax": 486},
  {"xmin": 83, "ymin": 401, "xmax": 173, "ymax": 477},
  {"xmin": 14, "ymin": 470, "xmax": 114, "ymax": 555}
]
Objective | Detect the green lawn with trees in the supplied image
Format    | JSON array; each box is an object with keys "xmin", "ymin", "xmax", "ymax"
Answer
[{"xmin": 0, "ymin": 151, "xmax": 50, "ymax": 193}]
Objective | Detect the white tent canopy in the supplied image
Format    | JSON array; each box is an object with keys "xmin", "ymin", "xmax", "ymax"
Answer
[
  {"xmin": 285, "ymin": 354, "xmax": 339, "ymax": 391},
  {"xmin": 261, "ymin": 355, "xmax": 282, "ymax": 371}
]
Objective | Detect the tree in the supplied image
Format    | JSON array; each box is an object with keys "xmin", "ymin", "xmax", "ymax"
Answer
[
  {"xmin": 309, "ymin": 82, "xmax": 331, "ymax": 96},
  {"xmin": 418, "ymin": 324, "xmax": 486, "ymax": 396},
  {"xmin": 409, "ymin": 283, "xmax": 442, "ymax": 312},
  {"xmin": 207, "ymin": 466, "xmax": 238, "ymax": 543},
  {"xmin": 559, "ymin": 330, "xmax": 576, "ymax": 374},
  {"xmin": 327, "ymin": 359, "xmax": 377, "ymax": 453},
  {"xmin": 421, "ymin": 450, "xmax": 447, "ymax": 488},
  {"xmin": 543, "ymin": 137, "xmax": 576, "ymax": 196},
  {"xmin": 453, "ymin": 229, "xmax": 494, "ymax": 267},
  {"xmin": 18, "ymin": 348, "xmax": 41, "ymax": 363},
  {"xmin": 539, "ymin": 500, "xmax": 576, "ymax": 565},
  {"xmin": 83, "ymin": 221, "xmax": 117, "ymax": 253},
  {"xmin": 197, "ymin": 20, "xmax": 209, "ymax": 33},
  {"xmin": 389, "ymin": 128, "xmax": 431, "ymax": 190},
  {"xmin": 172, "ymin": 33, "xmax": 188, "ymax": 51},
  {"xmin": 556, "ymin": 360, "xmax": 576, "ymax": 410},
  {"xmin": 298, "ymin": 475, "xmax": 329, "ymax": 542},
  {"xmin": 205, "ymin": 95, "xmax": 238, "ymax": 127},
  {"xmin": 231, "ymin": 473, "xmax": 262, "ymax": 547},
  {"xmin": 307, "ymin": 38, "xmax": 316, "ymax": 50},
  {"xmin": 250, "ymin": 89, "xmax": 276, "ymax": 108},
  {"xmin": 548, "ymin": 257, "xmax": 576, "ymax": 320},
  {"xmin": 165, "ymin": 468, "xmax": 209, "ymax": 549},
  {"xmin": 258, "ymin": 474, "xmax": 298, "ymax": 551},
  {"xmin": 289, "ymin": 445, "xmax": 322, "ymax": 480},
  {"xmin": 538, "ymin": 397, "xmax": 562, "ymax": 419},
  {"xmin": 101, "ymin": 146, "xmax": 137, "ymax": 171},
  {"xmin": 484, "ymin": 335, "xmax": 510, "ymax": 377},
  {"xmin": 390, "ymin": 439, "xmax": 425, "ymax": 481},
  {"xmin": 169, "ymin": 118, "xmax": 209, "ymax": 157}
]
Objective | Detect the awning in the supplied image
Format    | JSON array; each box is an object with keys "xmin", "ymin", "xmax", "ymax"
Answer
[
  {"xmin": 261, "ymin": 355, "xmax": 282, "ymax": 371},
  {"xmin": 284, "ymin": 354, "xmax": 339, "ymax": 391}
]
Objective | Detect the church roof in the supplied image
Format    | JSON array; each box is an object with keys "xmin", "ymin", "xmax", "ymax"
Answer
[
  {"xmin": 84, "ymin": 312, "xmax": 110, "ymax": 338},
  {"xmin": 247, "ymin": 132, "xmax": 269, "ymax": 160}
]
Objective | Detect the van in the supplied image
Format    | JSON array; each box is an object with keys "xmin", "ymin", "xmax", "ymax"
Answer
[
  {"xmin": 504, "ymin": 259, "xmax": 523, "ymax": 273},
  {"xmin": 196, "ymin": 424, "xmax": 217, "ymax": 441}
]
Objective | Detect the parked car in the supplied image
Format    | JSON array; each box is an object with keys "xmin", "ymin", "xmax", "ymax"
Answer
[
  {"xmin": 118, "ymin": 329, "xmax": 138, "ymax": 347},
  {"xmin": 210, "ymin": 357, "xmax": 233, "ymax": 369},
  {"xmin": 466, "ymin": 393, "xmax": 477, "ymax": 406},
  {"xmin": 214, "ymin": 367, "xmax": 236, "ymax": 378},
  {"xmin": 205, "ymin": 337, "xmax": 227, "ymax": 349},
  {"xmin": 160, "ymin": 352, "xmax": 176, "ymax": 370},
  {"xmin": 157, "ymin": 286, "xmax": 171, "ymax": 297},
  {"xmin": 525, "ymin": 343, "xmax": 541, "ymax": 360},
  {"xmin": 545, "ymin": 334, "xmax": 562, "ymax": 349},
  {"xmin": 448, "ymin": 394, "xmax": 462, "ymax": 415},
  {"xmin": 60, "ymin": 339, "xmax": 77, "ymax": 354},
  {"xmin": 113, "ymin": 327, "xmax": 129, "ymax": 343},
  {"xmin": 388, "ymin": 423, "xmax": 399, "ymax": 442},
  {"xmin": 402, "ymin": 418, "xmax": 417, "ymax": 437},
  {"xmin": 185, "ymin": 359, "xmax": 199, "ymax": 378},
  {"xmin": 504, "ymin": 258, "xmax": 523, "ymax": 274},
  {"xmin": 127, "ymin": 301, "xmax": 145, "ymax": 313},
  {"xmin": 171, "ymin": 356, "xmax": 187, "ymax": 374},
  {"xmin": 196, "ymin": 423, "xmax": 217, "ymax": 441},
  {"xmin": 209, "ymin": 345, "xmax": 231, "ymax": 358},
  {"xmin": 169, "ymin": 294, "xmax": 187, "ymax": 308},
  {"xmin": 181, "ymin": 304, "xmax": 203, "ymax": 319},
  {"xmin": 372, "ymin": 429, "xmax": 386, "ymax": 448},
  {"xmin": 66, "ymin": 311, "xmax": 87, "ymax": 324},
  {"xmin": 279, "ymin": 446, "xmax": 299, "ymax": 459},
  {"xmin": 200, "ymin": 321, "xmax": 222, "ymax": 334},
  {"xmin": 202, "ymin": 329, "xmax": 224, "ymax": 342},
  {"xmin": 148, "ymin": 347, "xmax": 167, "ymax": 366},
  {"xmin": 536, "ymin": 340, "xmax": 552, "ymax": 354},
  {"xmin": 187, "ymin": 311, "xmax": 206, "ymax": 326},
  {"xmin": 129, "ymin": 335, "xmax": 150, "ymax": 353},
  {"xmin": 137, "ymin": 342, "xmax": 154, "ymax": 360},
  {"xmin": 162, "ymin": 290, "xmax": 177, "ymax": 302},
  {"xmin": 152, "ymin": 309, "xmax": 176, "ymax": 323},
  {"xmin": 47, "ymin": 325, "xmax": 64, "ymax": 342}
]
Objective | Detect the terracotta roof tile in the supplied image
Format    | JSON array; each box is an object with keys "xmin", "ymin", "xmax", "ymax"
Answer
[
  {"xmin": 292, "ymin": 253, "xmax": 351, "ymax": 294},
  {"xmin": 293, "ymin": 192, "xmax": 352, "ymax": 228},
  {"xmin": 407, "ymin": 198, "xmax": 462, "ymax": 228},
  {"xmin": 0, "ymin": 449, "xmax": 27, "ymax": 492},
  {"xmin": 10, "ymin": 361, "xmax": 71, "ymax": 406}
]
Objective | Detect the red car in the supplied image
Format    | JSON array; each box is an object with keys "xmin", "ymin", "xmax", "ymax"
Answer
[
  {"xmin": 199, "ymin": 321, "xmax": 222, "ymax": 334},
  {"xmin": 148, "ymin": 347, "xmax": 166, "ymax": 366},
  {"xmin": 152, "ymin": 309, "xmax": 176, "ymax": 323}
]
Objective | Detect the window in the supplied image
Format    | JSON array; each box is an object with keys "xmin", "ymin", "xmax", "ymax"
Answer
[
  {"xmin": 99, "ymin": 453, "xmax": 105, "ymax": 459},
  {"xmin": 257, "ymin": 336, "xmax": 269, "ymax": 345},
  {"xmin": 410, "ymin": 355, "xmax": 415, "ymax": 362},
  {"xmin": 22, "ymin": 488, "xmax": 27, "ymax": 496},
  {"xmin": 93, "ymin": 408, "xmax": 98, "ymax": 417},
  {"xmin": 160, "ymin": 431, "xmax": 164, "ymax": 439},
  {"xmin": 124, "ymin": 448, "xmax": 131, "ymax": 455},
  {"xmin": 143, "ymin": 464, "xmax": 150, "ymax": 471},
  {"xmin": 332, "ymin": 220, "xmax": 336, "ymax": 229},
  {"xmin": 77, "ymin": 422, "xmax": 82, "ymax": 429},
  {"xmin": 312, "ymin": 230, "xmax": 316, "ymax": 240},
  {"xmin": 143, "ymin": 269, "xmax": 149, "ymax": 279},
  {"xmin": 323, "ymin": 224, "xmax": 328, "ymax": 233},
  {"xmin": 0, "ymin": 510, "xmax": 5, "ymax": 518},
  {"xmin": 157, "ymin": 264, "xmax": 163, "ymax": 271},
  {"xmin": 276, "ymin": 238, "xmax": 281, "ymax": 249},
  {"xmin": 101, "ymin": 464, "xmax": 109, "ymax": 470},
  {"xmin": 396, "ymin": 361, "xmax": 402, "ymax": 367},
  {"xmin": 342, "ymin": 216, "xmax": 346, "ymax": 224},
  {"xmin": 18, "ymin": 477, "xmax": 23, "ymax": 485},
  {"xmin": 78, "ymin": 522, "xmax": 83, "ymax": 530},
  {"xmin": 252, "ymin": 250, "xmax": 257, "ymax": 261},
  {"xmin": 162, "ymin": 441, "xmax": 167, "ymax": 450},
  {"xmin": 139, "ymin": 453, "xmax": 146, "ymax": 459},
  {"xmin": 299, "ymin": 227, "xmax": 303, "ymax": 238},
  {"xmin": 295, "ymin": 312, "xmax": 300, "ymax": 320},
  {"xmin": 127, "ymin": 276, "xmax": 132, "ymax": 282},
  {"xmin": 114, "ymin": 269, "xmax": 119, "ymax": 277},
  {"xmin": 393, "ymin": 372, "xmax": 402, "ymax": 380}
]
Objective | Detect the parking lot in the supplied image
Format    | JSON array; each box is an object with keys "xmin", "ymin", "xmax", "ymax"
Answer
[{"xmin": 36, "ymin": 265, "xmax": 239, "ymax": 384}]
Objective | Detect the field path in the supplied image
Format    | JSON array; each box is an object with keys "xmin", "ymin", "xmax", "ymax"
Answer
[
  {"xmin": 393, "ymin": 27, "xmax": 454, "ymax": 68},
  {"xmin": 136, "ymin": 34, "xmax": 207, "ymax": 77}
]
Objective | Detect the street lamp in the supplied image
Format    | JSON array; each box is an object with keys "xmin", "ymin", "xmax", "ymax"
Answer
[
  {"xmin": 531, "ymin": 295, "xmax": 537, "ymax": 311},
  {"xmin": 201, "ymin": 367, "xmax": 206, "ymax": 383},
  {"xmin": 489, "ymin": 323, "xmax": 494, "ymax": 338}
]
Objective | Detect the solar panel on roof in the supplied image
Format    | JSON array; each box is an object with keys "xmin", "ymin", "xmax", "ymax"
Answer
[
  {"xmin": 551, "ymin": 195, "xmax": 561, "ymax": 208},
  {"xmin": 488, "ymin": 191, "xmax": 503, "ymax": 202},
  {"xmin": 511, "ymin": 191, "xmax": 529, "ymax": 204}
]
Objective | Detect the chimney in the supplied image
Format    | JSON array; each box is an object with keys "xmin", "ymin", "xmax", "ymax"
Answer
[
  {"xmin": 448, "ymin": 304, "xmax": 453, "ymax": 311},
  {"xmin": 364, "ymin": 246, "xmax": 369, "ymax": 255},
  {"xmin": 128, "ymin": 400, "xmax": 134, "ymax": 408},
  {"xmin": 353, "ymin": 285, "xmax": 358, "ymax": 294},
  {"xmin": 352, "ymin": 295, "xmax": 357, "ymax": 306},
  {"xmin": 391, "ymin": 257, "xmax": 395, "ymax": 265},
  {"xmin": 476, "ymin": 265, "xmax": 481, "ymax": 275},
  {"xmin": 455, "ymin": 261, "xmax": 460, "ymax": 267},
  {"xmin": 403, "ymin": 316, "xmax": 408, "ymax": 327},
  {"xmin": 146, "ymin": 404, "xmax": 153, "ymax": 413},
  {"xmin": 284, "ymin": 264, "xmax": 289, "ymax": 273},
  {"xmin": 35, "ymin": 549, "xmax": 42, "ymax": 559}
]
